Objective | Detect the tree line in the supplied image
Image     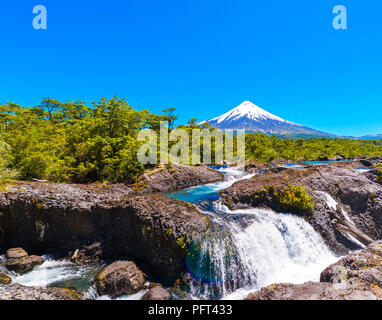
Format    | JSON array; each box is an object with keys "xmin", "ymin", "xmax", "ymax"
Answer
[{"xmin": 0, "ymin": 96, "xmax": 381, "ymax": 184}]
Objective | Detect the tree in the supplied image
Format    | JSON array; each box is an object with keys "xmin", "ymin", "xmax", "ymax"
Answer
[
  {"xmin": 162, "ymin": 107, "xmax": 178, "ymax": 130},
  {"xmin": 187, "ymin": 118, "xmax": 198, "ymax": 128}
]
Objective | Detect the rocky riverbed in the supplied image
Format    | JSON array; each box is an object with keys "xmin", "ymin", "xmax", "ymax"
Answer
[
  {"xmin": 221, "ymin": 160, "xmax": 382, "ymax": 255},
  {"xmin": 0, "ymin": 160, "xmax": 382, "ymax": 300}
]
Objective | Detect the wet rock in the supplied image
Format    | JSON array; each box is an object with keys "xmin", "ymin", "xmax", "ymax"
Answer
[
  {"xmin": 0, "ymin": 273, "xmax": 12, "ymax": 285},
  {"xmin": 220, "ymin": 162, "xmax": 382, "ymax": 255},
  {"xmin": 6, "ymin": 248, "xmax": 28, "ymax": 259},
  {"xmin": 133, "ymin": 164, "xmax": 224, "ymax": 194},
  {"xmin": 245, "ymin": 241, "xmax": 382, "ymax": 300},
  {"xmin": 94, "ymin": 260, "xmax": 146, "ymax": 298},
  {"xmin": 360, "ymin": 159, "xmax": 373, "ymax": 167},
  {"xmin": 5, "ymin": 255, "xmax": 45, "ymax": 274},
  {"xmin": 141, "ymin": 283, "xmax": 171, "ymax": 300},
  {"xmin": 0, "ymin": 283, "xmax": 81, "ymax": 300},
  {"xmin": 71, "ymin": 242, "xmax": 103, "ymax": 262},
  {"xmin": 0, "ymin": 182, "xmax": 210, "ymax": 278},
  {"xmin": 245, "ymin": 161, "xmax": 271, "ymax": 173}
]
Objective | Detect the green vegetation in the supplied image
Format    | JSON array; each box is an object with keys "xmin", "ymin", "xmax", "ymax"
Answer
[
  {"xmin": 252, "ymin": 184, "xmax": 315, "ymax": 215},
  {"xmin": 0, "ymin": 97, "xmax": 381, "ymax": 185},
  {"xmin": 0, "ymin": 140, "xmax": 19, "ymax": 184},
  {"xmin": 377, "ymin": 169, "xmax": 382, "ymax": 183},
  {"xmin": 273, "ymin": 185, "xmax": 316, "ymax": 213},
  {"xmin": 0, "ymin": 97, "xmax": 174, "ymax": 183},
  {"xmin": 245, "ymin": 133, "xmax": 382, "ymax": 162}
]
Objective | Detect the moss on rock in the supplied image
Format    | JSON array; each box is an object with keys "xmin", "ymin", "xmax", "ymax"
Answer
[
  {"xmin": 0, "ymin": 273, "xmax": 12, "ymax": 285},
  {"xmin": 250, "ymin": 184, "xmax": 315, "ymax": 215}
]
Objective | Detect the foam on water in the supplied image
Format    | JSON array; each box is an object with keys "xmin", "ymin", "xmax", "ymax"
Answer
[
  {"xmin": 13, "ymin": 256, "xmax": 103, "ymax": 290},
  {"xmin": 187, "ymin": 204, "xmax": 337, "ymax": 300}
]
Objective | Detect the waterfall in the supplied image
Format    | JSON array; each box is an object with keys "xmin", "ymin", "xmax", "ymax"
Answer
[{"xmin": 185, "ymin": 204, "xmax": 337, "ymax": 300}]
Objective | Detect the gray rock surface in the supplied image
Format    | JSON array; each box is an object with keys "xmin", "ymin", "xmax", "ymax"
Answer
[
  {"xmin": 141, "ymin": 284, "xmax": 171, "ymax": 300},
  {"xmin": 0, "ymin": 283, "xmax": 81, "ymax": 300}
]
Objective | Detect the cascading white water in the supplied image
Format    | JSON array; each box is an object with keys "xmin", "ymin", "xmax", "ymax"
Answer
[
  {"xmin": 186, "ymin": 203, "xmax": 337, "ymax": 300},
  {"xmin": 12, "ymin": 255, "xmax": 103, "ymax": 290},
  {"xmin": 167, "ymin": 167, "xmax": 338, "ymax": 300}
]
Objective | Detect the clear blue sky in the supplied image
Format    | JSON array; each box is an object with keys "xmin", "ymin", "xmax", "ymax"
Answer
[{"xmin": 0, "ymin": 0, "xmax": 381, "ymax": 136}]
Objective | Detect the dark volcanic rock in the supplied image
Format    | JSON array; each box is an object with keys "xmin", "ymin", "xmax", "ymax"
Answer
[
  {"xmin": 5, "ymin": 255, "xmax": 45, "ymax": 274},
  {"xmin": 71, "ymin": 242, "xmax": 103, "ymax": 262},
  {"xmin": 94, "ymin": 260, "xmax": 146, "ymax": 298},
  {"xmin": 0, "ymin": 183, "xmax": 210, "ymax": 278},
  {"xmin": 133, "ymin": 164, "xmax": 224, "ymax": 194},
  {"xmin": 220, "ymin": 161, "xmax": 382, "ymax": 255},
  {"xmin": 0, "ymin": 283, "xmax": 81, "ymax": 300},
  {"xmin": 245, "ymin": 241, "xmax": 382, "ymax": 300}
]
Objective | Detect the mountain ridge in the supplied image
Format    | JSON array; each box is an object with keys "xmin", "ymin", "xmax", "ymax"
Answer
[{"xmin": 202, "ymin": 101, "xmax": 337, "ymax": 138}]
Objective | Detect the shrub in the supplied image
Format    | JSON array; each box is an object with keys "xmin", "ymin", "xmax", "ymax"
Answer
[
  {"xmin": 377, "ymin": 169, "xmax": 382, "ymax": 183},
  {"xmin": 252, "ymin": 184, "xmax": 315, "ymax": 215},
  {"xmin": 0, "ymin": 140, "xmax": 19, "ymax": 184},
  {"xmin": 275, "ymin": 185, "xmax": 316, "ymax": 213}
]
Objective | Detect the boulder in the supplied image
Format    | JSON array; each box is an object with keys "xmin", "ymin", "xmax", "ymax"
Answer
[
  {"xmin": 245, "ymin": 161, "xmax": 271, "ymax": 173},
  {"xmin": 71, "ymin": 242, "xmax": 103, "ymax": 262},
  {"xmin": 141, "ymin": 284, "xmax": 171, "ymax": 300},
  {"xmin": 0, "ymin": 273, "xmax": 12, "ymax": 285},
  {"xmin": 5, "ymin": 255, "xmax": 45, "ymax": 274},
  {"xmin": 6, "ymin": 248, "xmax": 28, "ymax": 259},
  {"xmin": 0, "ymin": 283, "xmax": 81, "ymax": 300},
  {"xmin": 0, "ymin": 182, "xmax": 210, "ymax": 278},
  {"xmin": 245, "ymin": 241, "xmax": 382, "ymax": 300},
  {"xmin": 94, "ymin": 260, "xmax": 146, "ymax": 298}
]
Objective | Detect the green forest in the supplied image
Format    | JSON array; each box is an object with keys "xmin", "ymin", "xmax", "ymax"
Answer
[{"xmin": 0, "ymin": 97, "xmax": 381, "ymax": 184}]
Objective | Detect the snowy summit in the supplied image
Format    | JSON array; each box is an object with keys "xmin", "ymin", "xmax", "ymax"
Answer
[{"xmin": 202, "ymin": 101, "xmax": 333, "ymax": 137}]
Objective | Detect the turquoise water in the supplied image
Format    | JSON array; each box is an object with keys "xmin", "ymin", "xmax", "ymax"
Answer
[
  {"xmin": 165, "ymin": 167, "xmax": 253, "ymax": 204},
  {"xmin": 271, "ymin": 163, "xmax": 306, "ymax": 169},
  {"xmin": 302, "ymin": 160, "xmax": 350, "ymax": 165}
]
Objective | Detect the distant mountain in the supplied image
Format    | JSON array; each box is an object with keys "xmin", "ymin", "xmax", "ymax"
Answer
[
  {"xmin": 202, "ymin": 101, "xmax": 337, "ymax": 138},
  {"xmin": 360, "ymin": 134, "xmax": 382, "ymax": 140}
]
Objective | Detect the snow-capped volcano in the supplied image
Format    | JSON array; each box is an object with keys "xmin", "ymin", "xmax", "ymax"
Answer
[
  {"xmin": 203, "ymin": 101, "xmax": 335, "ymax": 137},
  {"xmin": 208, "ymin": 101, "xmax": 293, "ymax": 125}
]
